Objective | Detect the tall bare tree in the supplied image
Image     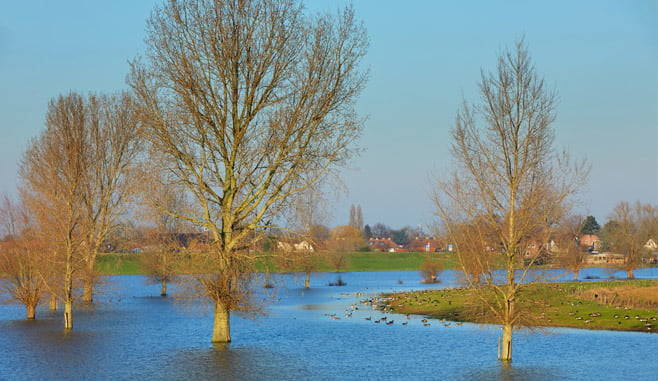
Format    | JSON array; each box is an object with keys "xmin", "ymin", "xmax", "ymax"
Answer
[
  {"xmin": 19, "ymin": 93, "xmax": 89, "ymax": 329},
  {"xmin": 433, "ymin": 40, "xmax": 587, "ymax": 362},
  {"xmin": 129, "ymin": 0, "xmax": 368, "ymax": 342},
  {"xmin": 17, "ymin": 91, "xmax": 141, "ymax": 327},
  {"xmin": 605, "ymin": 201, "xmax": 658, "ymax": 279},
  {"xmin": 80, "ymin": 92, "xmax": 142, "ymax": 304}
]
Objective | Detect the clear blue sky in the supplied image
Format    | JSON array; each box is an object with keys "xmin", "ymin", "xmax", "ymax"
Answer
[{"xmin": 1, "ymin": 0, "xmax": 656, "ymax": 230}]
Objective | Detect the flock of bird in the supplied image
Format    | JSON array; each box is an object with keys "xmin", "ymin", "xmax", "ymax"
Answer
[
  {"xmin": 324, "ymin": 291, "xmax": 657, "ymax": 331},
  {"xmin": 324, "ymin": 293, "xmax": 464, "ymax": 328},
  {"xmin": 567, "ymin": 311, "xmax": 656, "ymax": 330}
]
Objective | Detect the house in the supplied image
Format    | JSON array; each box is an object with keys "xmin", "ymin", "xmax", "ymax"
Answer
[
  {"xmin": 406, "ymin": 237, "xmax": 445, "ymax": 252},
  {"xmin": 293, "ymin": 240, "xmax": 315, "ymax": 252},
  {"xmin": 276, "ymin": 240, "xmax": 315, "ymax": 253},
  {"xmin": 523, "ymin": 239, "xmax": 552, "ymax": 265},
  {"xmin": 368, "ymin": 237, "xmax": 402, "ymax": 252},
  {"xmin": 644, "ymin": 238, "xmax": 657, "ymax": 251},
  {"xmin": 586, "ymin": 253, "xmax": 625, "ymax": 265},
  {"xmin": 580, "ymin": 234, "xmax": 601, "ymax": 252}
]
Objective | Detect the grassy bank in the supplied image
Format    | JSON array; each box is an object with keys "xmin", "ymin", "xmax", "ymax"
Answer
[
  {"xmin": 386, "ymin": 280, "xmax": 658, "ymax": 332},
  {"xmin": 96, "ymin": 251, "xmax": 457, "ymax": 275},
  {"xmin": 96, "ymin": 253, "xmax": 143, "ymax": 275}
]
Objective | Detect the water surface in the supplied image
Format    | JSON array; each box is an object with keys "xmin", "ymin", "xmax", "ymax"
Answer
[{"xmin": 1, "ymin": 268, "xmax": 657, "ymax": 380}]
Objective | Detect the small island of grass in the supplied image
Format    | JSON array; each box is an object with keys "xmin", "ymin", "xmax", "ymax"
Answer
[{"xmin": 386, "ymin": 280, "xmax": 658, "ymax": 332}]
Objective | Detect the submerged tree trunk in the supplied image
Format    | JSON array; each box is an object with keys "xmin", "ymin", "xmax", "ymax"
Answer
[
  {"xmin": 573, "ymin": 269, "xmax": 580, "ymax": 281},
  {"xmin": 212, "ymin": 302, "xmax": 231, "ymax": 343},
  {"xmin": 49, "ymin": 293, "xmax": 58, "ymax": 311},
  {"xmin": 26, "ymin": 304, "xmax": 36, "ymax": 320},
  {"xmin": 82, "ymin": 280, "xmax": 94, "ymax": 304},
  {"xmin": 304, "ymin": 272, "xmax": 311, "ymax": 289},
  {"xmin": 500, "ymin": 323, "xmax": 513, "ymax": 362},
  {"xmin": 161, "ymin": 279, "xmax": 167, "ymax": 297},
  {"xmin": 64, "ymin": 300, "xmax": 73, "ymax": 329},
  {"xmin": 627, "ymin": 269, "xmax": 635, "ymax": 280},
  {"xmin": 82, "ymin": 256, "xmax": 96, "ymax": 303},
  {"xmin": 64, "ymin": 255, "xmax": 74, "ymax": 329}
]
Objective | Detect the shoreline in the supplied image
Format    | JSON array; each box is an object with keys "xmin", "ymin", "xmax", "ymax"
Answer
[{"xmin": 384, "ymin": 279, "xmax": 658, "ymax": 333}]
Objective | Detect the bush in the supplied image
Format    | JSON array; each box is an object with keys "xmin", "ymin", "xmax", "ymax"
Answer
[{"xmin": 420, "ymin": 259, "xmax": 443, "ymax": 284}]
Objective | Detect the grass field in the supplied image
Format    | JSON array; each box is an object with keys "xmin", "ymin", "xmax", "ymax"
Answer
[
  {"xmin": 96, "ymin": 250, "xmax": 458, "ymax": 275},
  {"xmin": 386, "ymin": 279, "xmax": 658, "ymax": 332},
  {"xmin": 96, "ymin": 253, "xmax": 143, "ymax": 275}
]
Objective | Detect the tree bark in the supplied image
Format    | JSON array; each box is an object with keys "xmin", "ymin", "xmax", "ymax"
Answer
[
  {"xmin": 161, "ymin": 279, "xmax": 168, "ymax": 297},
  {"xmin": 64, "ymin": 300, "xmax": 73, "ymax": 329},
  {"xmin": 49, "ymin": 293, "xmax": 58, "ymax": 311},
  {"xmin": 82, "ymin": 280, "xmax": 94, "ymax": 304},
  {"xmin": 212, "ymin": 301, "xmax": 231, "ymax": 343},
  {"xmin": 26, "ymin": 304, "xmax": 36, "ymax": 320},
  {"xmin": 500, "ymin": 323, "xmax": 513, "ymax": 362}
]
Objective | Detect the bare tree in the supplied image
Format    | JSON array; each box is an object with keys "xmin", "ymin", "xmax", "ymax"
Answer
[
  {"xmin": 355, "ymin": 205, "xmax": 363, "ymax": 232},
  {"xmin": 0, "ymin": 194, "xmax": 46, "ymax": 319},
  {"xmin": 129, "ymin": 0, "xmax": 368, "ymax": 342},
  {"xmin": 135, "ymin": 171, "xmax": 197, "ymax": 297},
  {"xmin": 283, "ymin": 185, "xmax": 331, "ymax": 288},
  {"xmin": 449, "ymin": 218, "xmax": 499, "ymax": 285},
  {"xmin": 371, "ymin": 222, "xmax": 391, "ymax": 239},
  {"xmin": 79, "ymin": 92, "xmax": 142, "ymax": 304},
  {"xmin": 419, "ymin": 258, "xmax": 443, "ymax": 284},
  {"xmin": 326, "ymin": 225, "xmax": 362, "ymax": 272},
  {"xmin": 433, "ymin": 40, "xmax": 587, "ymax": 362},
  {"xmin": 605, "ymin": 201, "xmax": 658, "ymax": 279},
  {"xmin": 554, "ymin": 215, "xmax": 589, "ymax": 280},
  {"xmin": 349, "ymin": 204, "xmax": 363, "ymax": 231},
  {"xmin": 19, "ymin": 93, "xmax": 90, "ymax": 330},
  {"xmin": 349, "ymin": 205, "xmax": 357, "ymax": 229}
]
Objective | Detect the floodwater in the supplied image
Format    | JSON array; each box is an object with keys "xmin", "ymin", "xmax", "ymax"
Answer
[{"xmin": 1, "ymin": 268, "xmax": 657, "ymax": 380}]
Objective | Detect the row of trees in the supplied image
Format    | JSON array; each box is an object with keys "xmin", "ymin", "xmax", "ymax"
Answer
[
  {"xmin": 0, "ymin": 93, "xmax": 142, "ymax": 327},
  {"xmin": 0, "ymin": 0, "xmax": 368, "ymax": 344}
]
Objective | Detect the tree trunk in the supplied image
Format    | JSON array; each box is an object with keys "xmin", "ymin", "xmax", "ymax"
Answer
[
  {"xmin": 304, "ymin": 272, "xmax": 311, "ymax": 289},
  {"xmin": 64, "ymin": 300, "xmax": 73, "ymax": 329},
  {"xmin": 82, "ymin": 280, "xmax": 94, "ymax": 304},
  {"xmin": 64, "ymin": 255, "xmax": 74, "ymax": 329},
  {"xmin": 26, "ymin": 303, "xmax": 36, "ymax": 320},
  {"xmin": 49, "ymin": 293, "xmax": 58, "ymax": 311},
  {"xmin": 627, "ymin": 269, "xmax": 635, "ymax": 279},
  {"xmin": 573, "ymin": 269, "xmax": 579, "ymax": 281},
  {"xmin": 212, "ymin": 301, "xmax": 231, "ymax": 343},
  {"xmin": 500, "ymin": 323, "xmax": 513, "ymax": 362},
  {"xmin": 161, "ymin": 279, "xmax": 168, "ymax": 297}
]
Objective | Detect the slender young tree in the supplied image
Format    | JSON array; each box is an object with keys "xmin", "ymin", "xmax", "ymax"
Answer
[
  {"xmin": 433, "ymin": 40, "xmax": 587, "ymax": 362},
  {"xmin": 349, "ymin": 205, "xmax": 357, "ymax": 229},
  {"xmin": 129, "ymin": 0, "xmax": 368, "ymax": 342},
  {"xmin": 79, "ymin": 92, "xmax": 142, "ymax": 304},
  {"xmin": 355, "ymin": 205, "xmax": 363, "ymax": 232},
  {"xmin": 19, "ymin": 93, "xmax": 90, "ymax": 330}
]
